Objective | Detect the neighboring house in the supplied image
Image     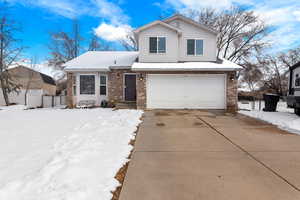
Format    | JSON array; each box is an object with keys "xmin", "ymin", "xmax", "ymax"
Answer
[
  {"xmin": 287, "ymin": 62, "xmax": 300, "ymax": 115},
  {"xmin": 0, "ymin": 66, "xmax": 57, "ymax": 106},
  {"xmin": 64, "ymin": 14, "xmax": 242, "ymax": 112}
]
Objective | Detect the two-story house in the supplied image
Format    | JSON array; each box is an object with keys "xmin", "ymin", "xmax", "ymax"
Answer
[{"xmin": 64, "ymin": 14, "xmax": 242, "ymax": 111}]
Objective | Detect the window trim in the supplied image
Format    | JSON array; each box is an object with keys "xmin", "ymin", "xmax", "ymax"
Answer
[
  {"xmin": 295, "ymin": 73, "xmax": 300, "ymax": 88},
  {"xmin": 149, "ymin": 36, "xmax": 166, "ymax": 54},
  {"xmin": 186, "ymin": 38, "xmax": 204, "ymax": 56},
  {"xmin": 99, "ymin": 74, "xmax": 108, "ymax": 96},
  {"xmin": 79, "ymin": 74, "xmax": 96, "ymax": 95},
  {"xmin": 72, "ymin": 75, "xmax": 77, "ymax": 96},
  {"xmin": 123, "ymin": 73, "xmax": 137, "ymax": 102}
]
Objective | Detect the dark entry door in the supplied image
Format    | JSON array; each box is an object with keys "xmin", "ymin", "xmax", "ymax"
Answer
[{"xmin": 124, "ymin": 74, "xmax": 136, "ymax": 101}]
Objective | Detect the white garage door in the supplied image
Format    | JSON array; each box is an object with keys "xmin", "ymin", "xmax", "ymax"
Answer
[{"xmin": 147, "ymin": 74, "xmax": 226, "ymax": 109}]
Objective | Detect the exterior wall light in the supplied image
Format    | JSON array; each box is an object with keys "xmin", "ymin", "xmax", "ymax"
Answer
[
  {"xmin": 139, "ymin": 73, "xmax": 144, "ymax": 81},
  {"xmin": 230, "ymin": 73, "xmax": 235, "ymax": 81}
]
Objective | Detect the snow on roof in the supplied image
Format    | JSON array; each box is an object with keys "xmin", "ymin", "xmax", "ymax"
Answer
[
  {"xmin": 133, "ymin": 20, "xmax": 182, "ymax": 34},
  {"xmin": 64, "ymin": 51, "xmax": 139, "ymax": 71},
  {"xmin": 132, "ymin": 59, "xmax": 243, "ymax": 71},
  {"xmin": 10, "ymin": 60, "xmax": 61, "ymax": 80}
]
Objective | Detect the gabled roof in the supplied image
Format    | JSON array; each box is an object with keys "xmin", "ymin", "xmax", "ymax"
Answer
[
  {"xmin": 9, "ymin": 66, "xmax": 56, "ymax": 85},
  {"xmin": 163, "ymin": 14, "xmax": 219, "ymax": 35},
  {"xmin": 291, "ymin": 61, "xmax": 300, "ymax": 71},
  {"xmin": 64, "ymin": 51, "xmax": 139, "ymax": 72},
  {"xmin": 133, "ymin": 20, "xmax": 182, "ymax": 34},
  {"xmin": 132, "ymin": 59, "xmax": 243, "ymax": 71}
]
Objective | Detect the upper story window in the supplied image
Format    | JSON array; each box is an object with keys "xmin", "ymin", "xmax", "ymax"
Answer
[
  {"xmin": 296, "ymin": 74, "xmax": 300, "ymax": 87},
  {"xmin": 187, "ymin": 39, "xmax": 203, "ymax": 56},
  {"xmin": 149, "ymin": 37, "xmax": 166, "ymax": 54}
]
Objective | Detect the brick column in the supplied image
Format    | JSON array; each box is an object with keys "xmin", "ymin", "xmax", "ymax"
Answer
[
  {"xmin": 136, "ymin": 72, "xmax": 147, "ymax": 110},
  {"xmin": 226, "ymin": 71, "xmax": 238, "ymax": 113},
  {"xmin": 66, "ymin": 72, "xmax": 74, "ymax": 108}
]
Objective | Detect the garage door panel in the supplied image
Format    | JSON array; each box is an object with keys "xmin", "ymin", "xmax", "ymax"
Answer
[{"xmin": 147, "ymin": 74, "xmax": 226, "ymax": 109}]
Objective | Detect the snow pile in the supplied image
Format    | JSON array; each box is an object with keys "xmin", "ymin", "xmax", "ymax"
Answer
[
  {"xmin": 239, "ymin": 101, "xmax": 300, "ymax": 134},
  {"xmin": 132, "ymin": 58, "xmax": 243, "ymax": 71},
  {"xmin": 0, "ymin": 108, "xmax": 143, "ymax": 200},
  {"xmin": 0, "ymin": 105, "xmax": 28, "ymax": 111},
  {"xmin": 239, "ymin": 101, "xmax": 294, "ymax": 113},
  {"xmin": 10, "ymin": 59, "xmax": 65, "ymax": 80}
]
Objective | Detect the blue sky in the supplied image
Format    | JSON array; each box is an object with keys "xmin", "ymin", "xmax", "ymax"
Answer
[{"xmin": 3, "ymin": 0, "xmax": 300, "ymax": 63}]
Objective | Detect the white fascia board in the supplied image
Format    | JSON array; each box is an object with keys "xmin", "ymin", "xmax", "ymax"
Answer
[
  {"xmin": 64, "ymin": 68, "xmax": 110, "ymax": 72},
  {"xmin": 131, "ymin": 67, "xmax": 240, "ymax": 71}
]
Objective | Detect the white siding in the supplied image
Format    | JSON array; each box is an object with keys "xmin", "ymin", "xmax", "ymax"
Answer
[
  {"xmin": 0, "ymin": 89, "xmax": 43, "ymax": 108},
  {"xmin": 137, "ymin": 18, "xmax": 218, "ymax": 63},
  {"xmin": 138, "ymin": 24, "xmax": 179, "ymax": 63},
  {"xmin": 74, "ymin": 72, "xmax": 108, "ymax": 106},
  {"xmin": 167, "ymin": 19, "xmax": 217, "ymax": 62},
  {"xmin": 293, "ymin": 67, "xmax": 300, "ymax": 96}
]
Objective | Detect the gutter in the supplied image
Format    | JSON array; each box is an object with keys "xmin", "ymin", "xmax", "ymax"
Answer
[{"xmin": 131, "ymin": 68, "xmax": 242, "ymax": 72}]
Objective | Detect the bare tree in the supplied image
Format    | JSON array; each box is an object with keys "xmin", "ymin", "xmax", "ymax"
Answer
[
  {"xmin": 48, "ymin": 20, "xmax": 83, "ymax": 78},
  {"xmin": 278, "ymin": 47, "xmax": 300, "ymax": 68},
  {"xmin": 88, "ymin": 35, "xmax": 102, "ymax": 51},
  {"xmin": 88, "ymin": 35, "xmax": 113, "ymax": 51},
  {"xmin": 240, "ymin": 61, "xmax": 263, "ymax": 93},
  {"xmin": 258, "ymin": 55, "xmax": 287, "ymax": 96},
  {"xmin": 186, "ymin": 7, "xmax": 269, "ymax": 63},
  {"xmin": 121, "ymin": 34, "xmax": 138, "ymax": 51},
  {"xmin": 0, "ymin": 7, "xmax": 23, "ymax": 105}
]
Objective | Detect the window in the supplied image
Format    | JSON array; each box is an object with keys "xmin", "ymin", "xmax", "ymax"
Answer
[
  {"xmin": 187, "ymin": 39, "xmax": 203, "ymax": 56},
  {"xmin": 72, "ymin": 75, "xmax": 76, "ymax": 96},
  {"xmin": 296, "ymin": 74, "xmax": 300, "ymax": 87},
  {"xmin": 100, "ymin": 75, "xmax": 107, "ymax": 95},
  {"xmin": 149, "ymin": 37, "xmax": 166, "ymax": 53},
  {"xmin": 80, "ymin": 75, "xmax": 95, "ymax": 95}
]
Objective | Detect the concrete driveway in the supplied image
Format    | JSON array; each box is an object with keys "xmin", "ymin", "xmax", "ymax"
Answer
[{"xmin": 119, "ymin": 110, "xmax": 300, "ymax": 200}]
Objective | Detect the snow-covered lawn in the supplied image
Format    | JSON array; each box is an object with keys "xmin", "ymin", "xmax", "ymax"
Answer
[
  {"xmin": 239, "ymin": 101, "xmax": 300, "ymax": 135},
  {"xmin": 0, "ymin": 106, "xmax": 143, "ymax": 200}
]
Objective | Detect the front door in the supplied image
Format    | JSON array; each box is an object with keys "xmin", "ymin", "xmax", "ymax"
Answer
[{"xmin": 124, "ymin": 74, "xmax": 137, "ymax": 101}]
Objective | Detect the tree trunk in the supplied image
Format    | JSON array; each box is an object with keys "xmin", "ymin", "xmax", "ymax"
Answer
[{"xmin": 1, "ymin": 79, "xmax": 9, "ymax": 106}]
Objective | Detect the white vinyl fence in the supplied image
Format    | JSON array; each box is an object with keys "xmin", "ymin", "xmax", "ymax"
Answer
[
  {"xmin": 42, "ymin": 95, "xmax": 66, "ymax": 108},
  {"xmin": 0, "ymin": 89, "xmax": 66, "ymax": 108}
]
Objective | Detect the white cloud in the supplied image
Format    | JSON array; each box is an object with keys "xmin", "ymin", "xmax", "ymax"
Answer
[
  {"xmin": 91, "ymin": 0, "xmax": 133, "ymax": 42},
  {"xmin": 7, "ymin": 0, "xmax": 133, "ymax": 42},
  {"xmin": 92, "ymin": 0, "xmax": 129, "ymax": 25},
  {"xmin": 163, "ymin": 0, "xmax": 300, "ymax": 53},
  {"xmin": 7, "ymin": 0, "xmax": 129, "ymax": 23},
  {"xmin": 7, "ymin": 0, "xmax": 92, "ymax": 18},
  {"xmin": 251, "ymin": 2, "xmax": 300, "ymax": 52},
  {"xmin": 94, "ymin": 23, "xmax": 132, "ymax": 41},
  {"xmin": 165, "ymin": 0, "xmax": 253, "ymax": 10}
]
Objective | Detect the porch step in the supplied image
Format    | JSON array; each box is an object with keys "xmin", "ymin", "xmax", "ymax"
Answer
[{"xmin": 115, "ymin": 102, "xmax": 137, "ymax": 109}]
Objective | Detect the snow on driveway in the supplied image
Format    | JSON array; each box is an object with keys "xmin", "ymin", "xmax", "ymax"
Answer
[
  {"xmin": 0, "ymin": 106, "xmax": 143, "ymax": 200},
  {"xmin": 239, "ymin": 101, "xmax": 300, "ymax": 135}
]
